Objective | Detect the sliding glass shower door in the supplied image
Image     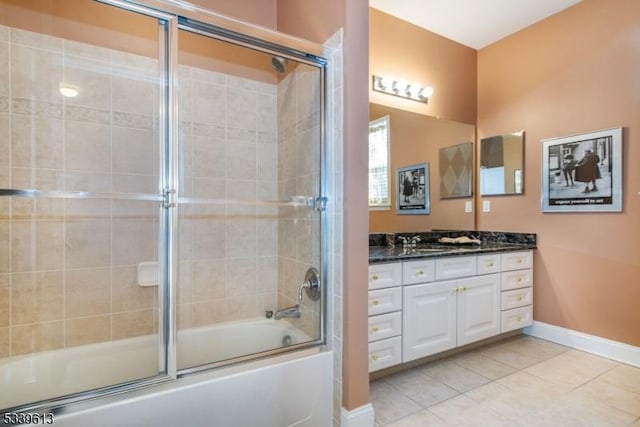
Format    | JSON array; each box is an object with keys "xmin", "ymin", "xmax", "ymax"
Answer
[
  {"xmin": 0, "ymin": 0, "xmax": 170, "ymax": 409},
  {"xmin": 175, "ymin": 26, "xmax": 325, "ymax": 370}
]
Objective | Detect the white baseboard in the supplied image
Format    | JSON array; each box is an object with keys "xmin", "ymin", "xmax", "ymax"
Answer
[
  {"xmin": 341, "ymin": 403, "xmax": 374, "ymax": 427},
  {"xmin": 524, "ymin": 321, "xmax": 640, "ymax": 367}
]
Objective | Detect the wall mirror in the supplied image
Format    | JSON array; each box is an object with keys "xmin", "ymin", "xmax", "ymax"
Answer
[
  {"xmin": 369, "ymin": 103, "xmax": 476, "ymax": 233},
  {"xmin": 480, "ymin": 131, "xmax": 525, "ymax": 196}
]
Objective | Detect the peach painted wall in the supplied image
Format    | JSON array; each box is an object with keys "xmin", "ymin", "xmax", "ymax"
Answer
[
  {"xmin": 278, "ymin": 0, "xmax": 371, "ymax": 412},
  {"xmin": 369, "ymin": 8, "xmax": 477, "ymax": 125},
  {"xmin": 477, "ymin": 0, "xmax": 640, "ymax": 346}
]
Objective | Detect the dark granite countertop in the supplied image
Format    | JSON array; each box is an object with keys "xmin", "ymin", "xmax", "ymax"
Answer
[{"xmin": 369, "ymin": 230, "xmax": 537, "ymax": 264}]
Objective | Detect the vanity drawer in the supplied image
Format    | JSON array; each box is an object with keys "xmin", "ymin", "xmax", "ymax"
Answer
[
  {"xmin": 501, "ymin": 287, "xmax": 533, "ymax": 310},
  {"xmin": 368, "ymin": 311, "xmax": 402, "ymax": 342},
  {"xmin": 402, "ymin": 259, "xmax": 436, "ymax": 285},
  {"xmin": 369, "ymin": 263, "xmax": 402, "ymax": 290},
  {"xmin": 501, "ymin": 251, "xmax": 533, "ymax": 271},
  {"xmin": 501, "ymin": 305, "xmax": 533, "ymax": 332},
  {"xmin": 435, "ymin": 255, "xmax": 477, "ymax": 280},
  {"xmin": 501, "ymin": 269, "xmax": 533, "ymax": 291},
  {"xmin": 477, "ymin": 254, "xmax": 501, "ymax": 275},
  {"xmin": 369, "ymin": 336, "xmax": 402, "ymax": 373},
  {"xmin": 368, "ymin": 287, "xmax": 402, "ymax": 316}
]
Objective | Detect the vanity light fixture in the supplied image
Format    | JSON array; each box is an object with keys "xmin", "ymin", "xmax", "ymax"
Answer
[{"xmin": 372, "ymin": 75, "xmax": 433, "ymax": 103}]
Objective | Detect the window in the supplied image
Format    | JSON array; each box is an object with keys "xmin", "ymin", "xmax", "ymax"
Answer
[{"xmin": 369, "ymin": 116, "xmax": 390, "ymax": 209}]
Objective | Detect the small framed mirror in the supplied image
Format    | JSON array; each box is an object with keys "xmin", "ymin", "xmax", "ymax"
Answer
[{"xmin": 480, "ymin": 131, "xmax": 525, "ymax": 196}]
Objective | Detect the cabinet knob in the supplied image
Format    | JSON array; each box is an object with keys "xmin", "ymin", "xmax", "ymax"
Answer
[
  {"xmin": 372, "ymin": 274, "xmax": 379, "ymax": 281},
  {"xmin": 371, "ymin": 355, "xmax": 379, "ymax": 361},
  {"xmin": 372, "ymin": 326, "xmax": 379, "ymax": 333},
  {"xmin": 516, "ymin": 296, "xmax": 523, "ymax": 302},
  {"xmin": 461, "ymin": 287, "xmax": 467, "ymax": 292},
  {"xmin": 517, "ymin": 277, "xmax": 522, "ymax": 282},
  {"xmin": 417, "ymin": 270, "xmax": 424, "ymax": 276},
  {"xmin": 516, "ymin": 258, "xmax": 522, "ymax": 264},
  {"xmin": 372, "ymin": 300, "xmax": 379, "ymax": 306},
  {"xmin": 488, "ymin": 262, "xmax": 494, "ymax": 268}
]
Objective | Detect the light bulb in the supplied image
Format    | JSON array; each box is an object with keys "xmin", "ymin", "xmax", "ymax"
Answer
[
  {"xmin": 419, "ymin": 86, "xmax": 434, "ymax": 99},
  {"xmin": 379, "ymin": 75, "xmax": 393, "ymax": 90},
  {"xmin": 59, "ymin": 84, "xmax": 79, "ymax": 98}
]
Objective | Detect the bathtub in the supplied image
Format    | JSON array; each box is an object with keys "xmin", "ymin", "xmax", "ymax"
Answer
[{"xmin": 0, "ymin": 318, "xmax": 332, "ymax": 426}]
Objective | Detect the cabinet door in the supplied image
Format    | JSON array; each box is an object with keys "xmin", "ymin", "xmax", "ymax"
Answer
[
  {"xmin": 402, "ymin": 281, "xmax": 457, "ymax": 362},
  {"xmin": 457, "ymin": 273, "xmax": 501, "ymax": 346}
]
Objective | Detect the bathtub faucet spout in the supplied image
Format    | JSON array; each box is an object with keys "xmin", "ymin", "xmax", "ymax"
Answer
[{"xmin": 274, "ymin": 304, "xmax": 301, "ymax": 320}]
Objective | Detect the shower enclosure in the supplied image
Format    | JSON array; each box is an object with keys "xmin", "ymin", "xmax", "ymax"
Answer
[{"xmin": 0, "ymin": 0, "xmax": 327, "ymax": 412}]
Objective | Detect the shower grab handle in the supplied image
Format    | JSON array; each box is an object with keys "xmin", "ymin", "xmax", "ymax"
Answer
[{"xmin": 298, "ymin": 268, "xmax": 320, "ymax": 301}]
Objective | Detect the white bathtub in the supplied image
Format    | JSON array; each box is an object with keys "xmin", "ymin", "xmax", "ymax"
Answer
[{"xmin": 0, "ymin": 318, "xmax": 331, "ymax": 426}]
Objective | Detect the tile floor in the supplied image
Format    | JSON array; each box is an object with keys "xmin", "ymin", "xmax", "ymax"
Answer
[{"xmin": 370, "ymin": 335, "xmax": 640, "ymax": 426}]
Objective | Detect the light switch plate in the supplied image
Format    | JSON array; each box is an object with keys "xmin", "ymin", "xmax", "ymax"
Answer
[
  {"xmin": 482, "ymin": 200, "xmax": 491, "ymax": 213},
  {"xmin": 464, "ymin": 201, "xmax": 473, "ymax": 213}
]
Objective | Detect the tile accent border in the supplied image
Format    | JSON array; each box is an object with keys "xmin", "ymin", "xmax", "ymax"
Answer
[
  {"xmin": 340, "ymin": 403, "xmax": 374, "ymax": 427},
  {"xmin": 524, "ymin": 321, "xmax": 640, "ymax": 368}
]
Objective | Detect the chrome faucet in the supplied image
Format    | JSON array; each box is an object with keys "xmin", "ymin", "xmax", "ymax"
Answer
[{"xmin": 274, "ymin": 304, "xmax": 301, "ymax": 320}]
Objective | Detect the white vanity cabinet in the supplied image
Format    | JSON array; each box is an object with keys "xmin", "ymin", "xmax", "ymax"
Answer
[
  {"xmin": 367, "ymin": 262, "xmax": 402, "ymax": 372},
  {"xmin": 500, "ymin": 251, "xmax": 534, "ymax": 332},
  {"xmin": 368, "ymin": 249, "xmax": 534, "ymax": 371},
  {"xmin": 402, "ymin": 271, "xmax": 501, "ymax": 363}
]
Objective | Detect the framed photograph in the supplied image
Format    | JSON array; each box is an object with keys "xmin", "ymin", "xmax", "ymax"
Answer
[
  {"xmin": 541, "ymin": 126, "xmax": 622, "ymax": 212},
  {"xmin": 396, "ymin": 163, "xmax": 430, "ymax": 214},
  {"xmin": 439, "ymin": 142, "xmax": 473, "ymax": 199}
]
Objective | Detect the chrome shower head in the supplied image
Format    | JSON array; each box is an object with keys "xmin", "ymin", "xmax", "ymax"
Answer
[{"xmin": 271, "ymin": 56, "xmax": 287, "ymax": 74}]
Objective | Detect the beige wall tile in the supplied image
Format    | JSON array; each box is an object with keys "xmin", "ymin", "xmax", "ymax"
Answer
[
  {"xmin": 112, "ymin": 310, "xmax": 154, "ymax": 340},
  {"xmin": 65, "ymin": 120, "xmax": 110, "ymax": 173},
  {"xmin": 0, "ymin": 274, "xmax": 8, "ymax": 326},
  {"xmin": 11, "ymin": 271, "xmax": 63, "ymax": 324},
  {"xmin": 65, "ymin": 315, "xmax": 110, "ymax": 347},
  {"xmin": 192, "ymin": 259, "xmax": 225, "ymax": 300},
  {"xmin": 111, "ymin": 74, "xmax": 157, "ymax": 117},
  {"xmin": 112, "ymin": 266, "xmax": 155, "ymax": 312},
  {"xmin": 192, "ymin": 299, "xmax": 225, "ymax": 327},
  {"xmin": 64, "ymin": 55, "xmax": 110, "ymax": 111},
  {"xmin": 65, "ymin": 220, "xmax": 111, "ymax": 269},
  {"xmin": 0, "ymin": 42, "xmax": 8, "ymax": 97},
  {"xmin": 112, "ymin": 126, "xmax": 154, "ymax": 175},
  {"xmin": 65, "ymin": 268, "xmax": 111, "ymax": 318},
  {"xmin": 11, "ymin": 114, "xmax": 63, "ymax": 169},
  {"xmin": 193, "ymin": 135, "xmax": 225, "ymax": 178},
  {"xmin": 112, "ymin": 219, "xmax": 155, "ymax": 266},
  {"xmin": 11, "ymin": 321, "xmax": 64, "ymax": 356},
  {"xmin": 192, "ymin": 81, "xmax": 225, "ymax": 126},
  {"xmin": 11, "ymin": 44, "xmax": 62, "ymax": 103},
  {"xmin": 0, "ymin": 326, "xmax": 8, "ymax": 358},
  {"xmin": 0, "ymin": 223, "xmax": 8, "ymax": 273},
  {"xmin": 225, "ymin": 258, "xmax": 256, "ymax": 298},
  {"xmin": 225, "ymin": 296, "xmax": 257, "ymax": 321}
]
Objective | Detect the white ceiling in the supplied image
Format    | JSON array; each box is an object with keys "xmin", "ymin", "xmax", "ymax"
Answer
[{"xmin": 369, "ymin": 0, "xmax": 582, "ymax": 49}]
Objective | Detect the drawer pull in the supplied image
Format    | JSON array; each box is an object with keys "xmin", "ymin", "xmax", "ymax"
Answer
[
  {"xmin": 371, "ymin": 355, "xmax": 379, "ymax": 361},
  {"xmin": 516, "ymin": 258, "xmax": 522, "ymax": 264},
  {"xmin": 417, "ymin": 270, "xmax": 424, "ymax": 276},
  {"xmin": 372, "ymin": 274, "xmax": 379, "ymax": 281},
  {"xmin": 516, "ymin": 316, "xmax": 522, "ymax": 322},
  {"xmin": 517, "ymin": 277, "xmax": 523, "ymax": 282},
  {"xmin": 372, "ymin": 326, "xmax": 379, "ymax": 333},
  {"xmin": 488, "ymin": 262, "xmax": 494, "ymax": 268},
  {"xmin": 461, "ymin": 287, "xmax": 467, "ymax": 292},
  {"xmin": 516, "ymin": 296, "xmax": 523, "ymax": 302},
  {"xmin": 372, "ymin": 300, "xmax": 379, "ymax": 306}
]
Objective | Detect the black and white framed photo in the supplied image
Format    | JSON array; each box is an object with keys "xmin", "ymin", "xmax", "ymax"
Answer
[
  {"xmin": 396, "ymin": 163, "xmax": 430, "ymax": 214},
  {"xmin": 541, "ymin": 126, "xmax": 622, "ymax": 212}
]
